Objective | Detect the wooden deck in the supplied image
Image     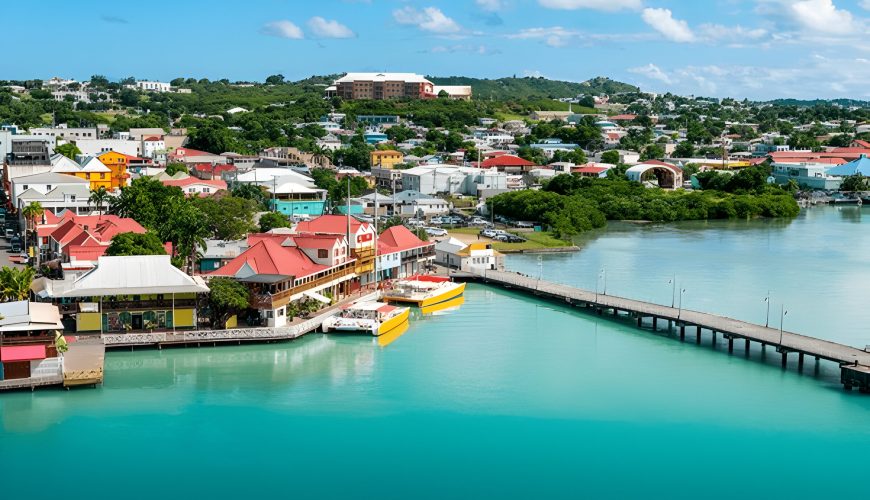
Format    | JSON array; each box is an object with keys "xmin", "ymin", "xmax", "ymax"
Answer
[{"xmin": 461, "ymin": 269, "xmax": 870, "ymax": 392}]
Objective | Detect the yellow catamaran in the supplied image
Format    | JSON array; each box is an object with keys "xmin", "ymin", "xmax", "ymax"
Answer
[
  {"xmin": 383, "ymin": 275, "xmax": 466, "ymax": 308},
  {"xmin": 322, "ymin": 301, "xmax": 410, "ymax": 336}
]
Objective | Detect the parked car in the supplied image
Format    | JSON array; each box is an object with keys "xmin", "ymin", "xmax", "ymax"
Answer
[
  {"xmin": 9, "ymin": 234, "xmax": 21, "ymax": 252},
  {"xmin": 470, "ymin": 217, "xmax": 489, "ymax": 226},
  {"xmin": 515, "ymin": 221, "xmax": 535, "ymax": 228},
  {"xmin": 4, "ymin": 228, "xmax": 12, "ymax": 239},
  {"xmin": 430, "ymin": 217, "xmax": 444, "ymax": 226},
  {"xmin": 425, "ymin": 227, "xmax": 448, "ymax": 237},
  {"xmin": 406, "ymin": 218, "xmax": 425, "ymax": 227},
  {"xmin": 480, "ymin": 229, "xmax": 498, "ymax": 238}
]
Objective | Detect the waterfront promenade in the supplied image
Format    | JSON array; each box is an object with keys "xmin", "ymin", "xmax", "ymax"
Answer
[
  {"xmin": 459, "ymin": 269, "xmax": 870, "ymax": 392},
  {"xmin": 99, "ymin": 290, "xmax": 381, "ymax": 349}
]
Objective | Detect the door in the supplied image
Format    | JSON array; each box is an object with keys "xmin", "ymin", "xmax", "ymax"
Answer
[{"xmin": 131, "ymin": 314, "xmax": 143, "ymax": 330}]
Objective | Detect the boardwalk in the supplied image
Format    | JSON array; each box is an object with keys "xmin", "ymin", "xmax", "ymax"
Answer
[{"xmin": 461, "ymin": 269, "xmax": 870, "ymax": 392}]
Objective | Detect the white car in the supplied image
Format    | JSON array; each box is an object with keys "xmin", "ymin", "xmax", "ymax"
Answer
[
  {"xmin": 430, "ymin": 217, "xmax": 444, "ymax": 226},
  {"xmin": 470, "ymin": 218, "xmax": 489, "ymax": 226},
  {"xmin": 425, "ymin": 227, "xmax": 448, "ymax": 237},
  {"xmin": 406, "ymin": 218, "xmax": 425, "ymax": 227}
]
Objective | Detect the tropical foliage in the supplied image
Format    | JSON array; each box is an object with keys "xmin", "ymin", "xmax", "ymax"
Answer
[
  {"xmin": 105, "ymin": 232, "xmax": 167, "ymax": 256},
  {"xmin": 207, "ymin": 278, "xmax": 251, "ymax": 329},
  {"xmin": 0, "ymin": 266, "xmax": 36, "ymax": 302}
]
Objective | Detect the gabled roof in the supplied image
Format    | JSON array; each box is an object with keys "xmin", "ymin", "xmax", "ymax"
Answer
[
  {"xmin": 162, "ymin": 177, "xmax": 227, "ymax": 190},
  {"xmin": 480, "ymin": 155, "xmax": 536, "ymax": 168},
  {"xmin": 49, "ymin": 153, "xmax": 82, "ymax": 172},
  {"xmin": 207, "ymin": 239, "xmax": 328, "ymax": 279},
  {"xmin": 378, "ymin": 225, "xmax": 430, "ymax": 253},
  {"xmin": 79, "ymin": 156, "xmax": 112, "ymax": 172},
  {"xmin": 292, "ymin": 234, "xmax": 344, "ymax": 250},
  {"xmin": 13, "ymin": 171, "xmax": 88, "ymax": 185},
  {"xmin": 826, "ymin": 156, "xmax": 870, "ymax": 176},
  {"xmin": 63, "ymin": 255, "xmax": 209, "ymax": 297},
  {"xmin": 295, "ymin": 215, "xmax": 371, "ymax": 236}
]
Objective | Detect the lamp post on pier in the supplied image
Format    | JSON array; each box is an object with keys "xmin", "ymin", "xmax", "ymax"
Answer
[
  {"xmin": 678, "ymin": 288, "xmax": 686, "ymax": 319},
  {"xmin": 779, "ymin": 305, "xmax": 788, "ymax": 346},
  {"xmin": 668, "ymin": 275, "xmax": 676, "ymax": 308},
  {"xmin": 764, "ymin": 291, "xmax": 771, "ymax": 327},
  {"xmin": 601, "ymin": 266, "xmax": 607, "ymax": 296},
  {"xmin": 537, "ymin": 255, "xmax": 543, "ymax": 291}
]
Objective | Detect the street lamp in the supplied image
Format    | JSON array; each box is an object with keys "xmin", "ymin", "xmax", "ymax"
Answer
[
  {"xmin": 779, "ymin": 305, "xmax": 788, "ymax": 346},
  {"xmin": 537, "ymin": 255, "xmax": 543, "ymax": 290},
  {"xmin": 601, "ymin": 266, "xmax": 607, "ymax": 296},
  {"xmin": 764, "ymin": 291, "xmax": 771, "ymax": 328},
  {"xmin": 678, "ymin": 288, "xmax": 686, "ymax": 319},
  {"xmin": 668, "ymin": 275, "xmax": 676, "ymax": 308}
]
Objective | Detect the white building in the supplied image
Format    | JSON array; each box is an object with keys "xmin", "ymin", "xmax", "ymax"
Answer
[
  {"xmin": 141, "ymin": 136, "xmax": 165, "ymax": 159},
  {"xmin": 11, "ymin": 171, "xmax": 89, "ymax": 208},
  {"xmin": 400, "ymin": 165, "xmax": 507, "ymax": 196},
  {"xmin": 435, "ymin": 238, "xmax": 500, "ymax": 272},
  {"xmin": 135, "ymin": 81, "xmax": 171, "ymax": 92},
  {"xmin": 76, "ymin": 139, "xmax": 140, "ymax": 157},
  {"xmin": 30, "ymin": 127, "xmax": 99, "ymax": 141}
]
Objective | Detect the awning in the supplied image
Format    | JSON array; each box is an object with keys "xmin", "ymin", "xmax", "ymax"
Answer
[
  {"xmin": 0, "ymin": 344, "xmax": 47, "ymax": 362},
  {"xmin": 303, "ymin": 290, "xmax": 331, "ymax": 304}
]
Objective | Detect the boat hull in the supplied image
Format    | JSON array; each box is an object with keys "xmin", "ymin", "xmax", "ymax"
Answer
[
  {"xmin": 376, "ymin": 307, "xmax": 410, "ymax": 336},
  {"xmin": 384, "ymin": 282, "xmax": 466, "ymax": 308}
]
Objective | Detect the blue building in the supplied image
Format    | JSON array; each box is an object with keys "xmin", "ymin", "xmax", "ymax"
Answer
[{"xmin": 364, "ymin": 132, "xmax": 388, "ymax": 145}]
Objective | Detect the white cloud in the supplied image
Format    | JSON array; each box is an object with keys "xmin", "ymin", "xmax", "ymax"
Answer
[
  {"xmin": 697, "ymin": 24, "xmax": 768, "ymax": 42},
  {"xmin": 393, "ymin": 6, "xmax": 461, "ymax": 34},
  {"xmin": 627, "ymin": 56, "xmax": 870, "ymax": 99},
  {"xmin": 261, "ymin": 20, "xmax": 304, "ymax": 39},
  {"xmin": 476, "ymin": 0, "xmax": 504, "ymax": 12},
  {"xmin": 628, "ymin": 63, "xmax": 673, "ymax": 84},
  {"xmin": 538, "ymin": 0, "xmax": 642, "ymax": 11},
  {"xmin": 861, "ymin": 0, "xmax": 870, "ymax": 10},
  {"xmin": 788, "ymin": 0, "xmax": 855, "ymax": 34},
  {"xmin": 307, "ymin": 17, "xmax": 355, "ymax": 38},
  {"xmin": 641, "ymin": 8, "xmax": 695, "ymax": 42},
  {"xmin": 507, "ymin": 26, "xmax": 653, "ymax": 47},
  {"xmin": 430, "ymin": 44, "xmax": 497, "ymax": 55}
]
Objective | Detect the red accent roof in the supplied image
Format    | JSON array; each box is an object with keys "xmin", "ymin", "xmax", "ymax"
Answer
[
  {"xmin": 480, "ymin": 155, "xmax": 536, "ymax": 168},
  {"xmin": 573, "ymin": 166, "xmax": 609, "ymax": 174},
  {"xmin": 207, "ymin": 239, "xmax": 328, "ymax": 279},
  {"xmin": 162, "ymin": 177, "xmax": 227, "ymax": 190},
  {"xmin": 0, "ymin": 345, "xmax": 47, "ymax": 362},
  {"xmin": 378, "ymin": 225, "xmax": 430, "ymax": 254},
  {"xmin": 293, "ymin": 234, "xmax": 343, "ymax": 250},
  {"xmin": 377, "ymin": 304, "xmax": 397, "ymax": 313},
  {"xmin": 169, "ymin": 147, "xmax": 215, "ymax": 158},
  {"xmin": 143, "ymin": 136, "xmax": 162, "ymax": 141},
  {"xmin": 193, "ymin": 163, "xmax": 236, "ymax": 173},
  {"xmin": 610, "ymin": 114, "xmax": 637, "ymax": 121},
  {"xmin": 295, "ymin": 215, "xmax": 370, "ymax": 236},
  {"xmin": 852, "ymin": 140, "xmax": 870, "ymax": 149}
]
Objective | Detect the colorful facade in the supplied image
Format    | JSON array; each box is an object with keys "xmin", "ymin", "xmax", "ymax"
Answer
[{"xmin": 97, "ymin": 151, "xmax": 132, "ymax": 190}]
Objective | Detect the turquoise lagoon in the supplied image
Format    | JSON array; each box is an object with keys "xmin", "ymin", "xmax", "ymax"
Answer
[{"xmin": 1, "ymin": 207, "xmax": 869, "ymax": 499}]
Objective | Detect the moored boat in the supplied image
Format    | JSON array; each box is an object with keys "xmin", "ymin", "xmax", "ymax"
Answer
[
  {"xmin": 382, "ymin": 275, "xmax": 466, "ymax": 307},
  {"xmin": 322, "ymin": 301, "xmax": 410, "ymax": 336}
]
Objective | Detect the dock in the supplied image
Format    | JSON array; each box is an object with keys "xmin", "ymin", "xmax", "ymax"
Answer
[
  {"xmin": 457, "ymin": 269, "xmax": 870, "ymax": 393},
  {"xmin": 100, "ymin": 291, "xmax": 381, "ymax": 350}
]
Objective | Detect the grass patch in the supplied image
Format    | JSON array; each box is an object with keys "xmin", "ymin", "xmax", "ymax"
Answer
[{"xmin": 448, "ymin": 228, "xmax": 572, "ymax": 252}]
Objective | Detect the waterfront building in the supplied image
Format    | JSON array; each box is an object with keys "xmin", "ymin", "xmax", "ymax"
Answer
[
  {"xmin": 626, "ymin": 160, "xmax": 683, "ymax": 189},
  {"xmin": 207, "ymin": 236, "xmax": 356, "ymax": 327},
  {"xmin": 0, "ymin": 301, "xmax": 65, "ymax": 383},
  {"xmin": 400, "ymin": 165, "xmax": 507, "ymax": 196},
  {"xmin": 377, "ymin": 225, "xmax": 435, "ymax": 279},
  {"xmin": 771, "ymin": 162, "xmax": 843, "ymax": 190},
  {"xmin": 198, "ymin": 239, "xmax": 249, "ymax": 274},
  {"xmin": 435, "ymin": 239, "xmax": 501, "ymax": 272},
  {"xmin": 32, "ymin": 255, "xmax": 209, "ymax": 333},
  {"xmin": 161, "ymin": 177, "xmax": 227, "ymax": 197}
]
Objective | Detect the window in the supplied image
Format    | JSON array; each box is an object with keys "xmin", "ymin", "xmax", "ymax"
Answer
[
  {"xmin": 22, "ymin": 185, "xmax": 28, "ymax": 190},
  {"xmin": 318, "ymin": 249, "xmax": 328, "ymax": 258},
  {"xmin": 70, "ymin": 195, "xmax": 76, "ymax": 202},
  {"xmin": 100, "ymin": 173, "xmax": 105, "ymax": 179},
  {"xmin": 46, "ymin": 185, "xmax": 51, "ymax": 191}
]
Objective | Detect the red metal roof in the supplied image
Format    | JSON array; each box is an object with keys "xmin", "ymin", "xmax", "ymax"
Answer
[
  {"xmin": 0, "ymin": 344, "xmax": 47, "ymax": 362},
  {"xmin": 480, "ymin": 155, "xmax": 536, "ymax": 168},
  {"xmin": 293, "ymin": 234, "xmax": 343, "ymax": 250},
  {"xmin": 296, "ymin": 215, "xmax": 370, "ymax": 236},
  {"xmin": 610, "ymin": 114, "xmax": 637, "ymax": 121},
  {"xmin": 378, "ymin": 225, "xmax": 430, "ymax": 254},
  {"xmin": 573, "ymin": 166, "xmax": 609, "ymax": 174},
  {"xmin": 207, "ymin": 239, "xmax": 328, "ymax": 279},
  {"xmin": 377, "ymin": 304, "xmax": 397, "ymax": 313}
]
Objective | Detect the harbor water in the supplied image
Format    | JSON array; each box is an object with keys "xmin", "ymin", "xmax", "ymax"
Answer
[{"xmin": 2, "ymin": 206, "xmax": 869, "ymax": 499}]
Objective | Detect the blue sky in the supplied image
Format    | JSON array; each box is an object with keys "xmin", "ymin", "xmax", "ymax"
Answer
[{"xmin": 9, "ymin": 0, "xmax": 870, "ymax": 100}]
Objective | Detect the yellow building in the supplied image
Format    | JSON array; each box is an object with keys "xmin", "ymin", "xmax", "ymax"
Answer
[
  {"xmin": 97, "ymin": 151, "xmax": 132, "ymax": 190},
  {"xmin": 371, "ymin": 150, "xmax": 404, "ymax": 169},
  {"xmin": 76, "ymin": 156, "xmax": 113, "ymax": 191}
]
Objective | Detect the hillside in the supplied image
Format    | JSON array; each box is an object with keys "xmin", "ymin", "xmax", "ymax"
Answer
[{"xmin": 428, "ymin": 75, "xmax": 639, "ymax": 100}]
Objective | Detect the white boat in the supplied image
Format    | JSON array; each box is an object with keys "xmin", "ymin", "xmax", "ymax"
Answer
[
  {"xmin": 322, "ymin": 301, "xmax": 410, "ymax": 336},
  {"xmin": 382, "ymin": 275, "xmax": 466, "ymax": 308}
]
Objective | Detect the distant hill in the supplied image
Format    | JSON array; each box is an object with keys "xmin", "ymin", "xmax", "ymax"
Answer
[
  {"xmin": 428, "ymin": 75, "xmax": 639, "ymax": 100},
  {"xmin": 766, "ymin": 98, "xmax": 870, "ymax": 108}
]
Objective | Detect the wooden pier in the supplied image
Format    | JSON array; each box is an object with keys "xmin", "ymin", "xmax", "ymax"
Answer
[{"xmin": 458, "ymin": 269, "xmax": 870, "ymax": 393}]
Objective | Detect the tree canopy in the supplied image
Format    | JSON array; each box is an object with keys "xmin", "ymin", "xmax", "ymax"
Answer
[{"xmin": 105, "ymin": 232, "xmax": 167, "ymax": 256}]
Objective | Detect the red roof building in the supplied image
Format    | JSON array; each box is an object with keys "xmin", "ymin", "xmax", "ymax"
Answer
[
  {"xmin": 40, "ymin": 213, "xmax": 149, "ymax": 263},
  {"xmin": 477, "ymin": 154, "xmax": 537, "ymax": 172},
  {"xmin": 610, "ymin": 114, "xmax": 638, "ymax": 122}
]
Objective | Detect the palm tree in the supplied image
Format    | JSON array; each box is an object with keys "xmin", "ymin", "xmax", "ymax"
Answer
[
  {"xmin": 21, "ymin": 202, "xmax": 44, "ymax": 264},
  {"xmin": 310, "ymin": 144, "xmax": 332, "ymax": 169},
  {"xmin": 88, "ymin": 186, "xmax": 110, "ymax": 216},
  {"xmin": 0, "ymin": 266, "xmax": 36, "ymax": 302}
]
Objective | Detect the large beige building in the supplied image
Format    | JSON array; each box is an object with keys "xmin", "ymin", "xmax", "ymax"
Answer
[{"xmin": 326, "ymin": 73, "xmax": 436, "ymax": 100}]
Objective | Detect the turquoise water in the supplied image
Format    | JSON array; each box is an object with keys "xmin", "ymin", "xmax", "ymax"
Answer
[{"xmin": 2, "ymin": 207, "xmax": 870, "ymax": 499}]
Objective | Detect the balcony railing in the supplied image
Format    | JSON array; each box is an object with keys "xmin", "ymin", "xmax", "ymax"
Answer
[{"xmin": 251, "ymin": 267, "xmax": 355, "ymax": 309}]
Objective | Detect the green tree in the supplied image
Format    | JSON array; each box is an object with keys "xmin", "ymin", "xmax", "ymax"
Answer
[
  {"xmin": 840, "ymin": 174, "xmax": 870, "ymax": 192},
  {"xmin": 601, "ymin": 150, "xmax": 620, "ymax": 164},
  {"xmin": 259, "ymin": 212, "xmax": 292, "ymax": 233},
  {"xmin": 673, "ymin": 141, "xmax": 695, "ymax": 158},
  {"xmin": 232, "ymin": 183, "xmax": 269, "ymax": 210},
  {"xmin": 265, "ymin": 74, "xmax": 285, "ymax": 85},
  {"xmin": 110, "ymin": 177, "xmax": 185, "ymax": 230},
  {"xmin": 640, "ymin": 143, "xmax": 665, "ymax": 161},
  {"xmin": 207, "ymin": 278, "xmax": 251, "ymax": 329},
  {"xmin": 188, "ymin": 121, "xmax": 237, "ymax": 154},
  {"xmin": 22, "ymin": 201, "xmax": 44, "ymax": 260},
  {"xmin": 56, "ymin": 143, "xmax": 81, "ymax": 160},
  {"xmin": 0, "ymin": 266, "xmax": 36, "ymax": 302},
  {"xmin": 160, "ymin": 197, "xmax": 211, "ymax": 273},
  {"xmin": 194, "ymin": 195, "xmax": 257, "ymax": 240},
  {"xmin": 88, "ymin": 186, "xmax": 110, "ymax": 216},
  {"xmin": 165, "ymin": 163, "xmax": 188, "ymax": 176},
  {"xmin": 105, "ymin": 232, "xmax": 167, "ymax": 256}
]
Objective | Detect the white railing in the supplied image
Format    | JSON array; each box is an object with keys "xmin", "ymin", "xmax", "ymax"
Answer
[{"xmin": 101, "ymin": 292, "xmax": 381, "ymax": 346}]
